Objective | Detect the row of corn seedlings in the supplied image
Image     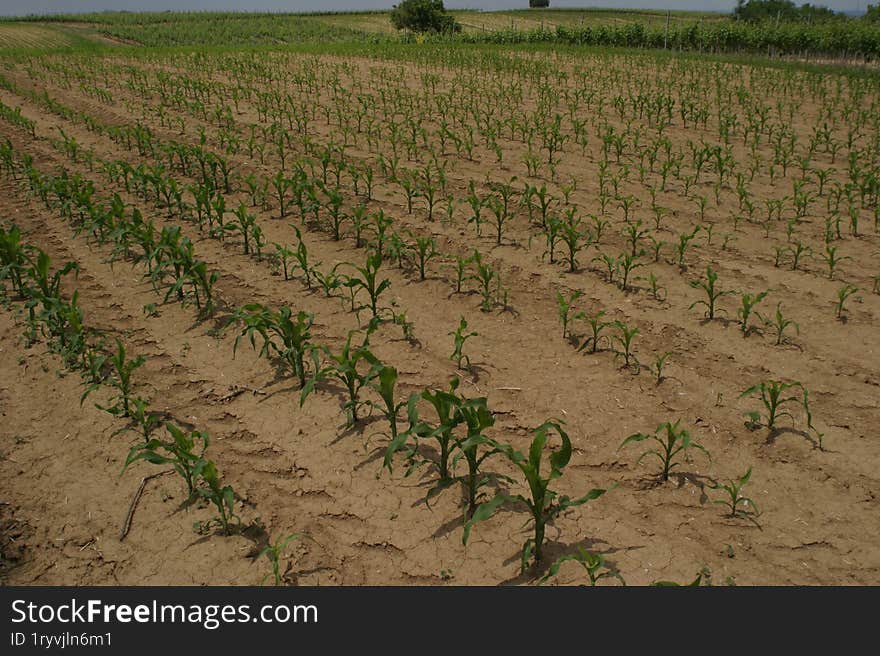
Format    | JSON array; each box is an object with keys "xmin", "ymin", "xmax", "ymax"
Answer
[{"xmin": 0, "ymin": 222, "xmax": 240, "ymax": 535}]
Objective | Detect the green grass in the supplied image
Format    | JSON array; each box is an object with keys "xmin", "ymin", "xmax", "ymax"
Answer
[{"xmin": 0, "ymin": 24, "xmax": 95, "ymax": 52}]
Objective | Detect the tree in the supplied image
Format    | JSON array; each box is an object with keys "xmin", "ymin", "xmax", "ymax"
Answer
[
  {"xmin": 866, "ymin": 5, "xmax": 880, "ymax": 22},
  {"xmin": 390, "ymin": 0, "xmax": 460, "ymax": 33},
  {"xmin": 530, "ymin": 1, "xmax": 551, "ymax": 7},
  {"xmin": 734, "ymin": 0, "xmax": 840, "ymax": 23}
]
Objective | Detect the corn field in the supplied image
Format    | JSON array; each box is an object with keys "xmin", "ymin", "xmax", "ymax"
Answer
[{"xmin": 0, "ymin": 10, "xmax": 878, "ymax": 587}]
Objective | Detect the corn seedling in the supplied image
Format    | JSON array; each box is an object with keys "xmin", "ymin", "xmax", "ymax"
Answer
[
  {"xmin": 539, "ymin": 548, "xmax": 625, "ymax": 586},
  {"xmin": 619, "ymin": 419, "xmax": 709, "ymax": 481},
  {"xmin": 303, "ymin": 321, "xmax": 381, "ymax": 426},
  {"xmin": 0, "ymin": 224, "xmax": 33, "ymax": 297},
  {"xmin": 740, "ymin": 380, "xmax": 812, "ymax": 433},
  {"xmin": 384, "ymin": 378, "xmax": 462, "ymax": 482},
  {"xmin": 369, "ymin": 366, "xmax": 409, "ymax": 443},
  {"xmin": 348, "ymin": 252, "xmax": 391, "ymax": 319},
  {"xmin": 559, "ymin": 210, "xmax": 590, "ymax": 273},
  {"xmin": 835, "ymin": 284, "xmax": 858, "ymax": 320},
  {"xmin": 466, "ymin": 181, "xmax": 486, "ymax": 237},
  {"xmin": 291, "ymin": 226, "xmax": 317, "ymax": 289},
  {"xmin": 689, "ymin": 266, "xmax": 735, "ymax": 320},
  {"xmin": 712, "ymin": 467, "xmax": 760, "ymax": 525},
  {"xmin": 592, "ymin": 251, "xmax": 616, "ymax": 284},
  {"xmin": 647, "ymin": 272, "xmax": 667, "ymax": 302},
  {"xmin": 612, "ymin": 321, "xmax": 639, "ymax": 370},
  {"xmin": 737, "ymin": 290, "xmax": 769, "ymax": 336},
  {"xmin": 230, "ymin": 304, "xmax": 316, "ymax": 388},
  {"xmin": 648, "ymin": 237, "xmax": 665, "ymax": 263},
  {"xmin": 452, "ymin": 395, "xmax": 502, "ymax": 517},
  {"xmin": 675, "ymin": 227, "xmax": 700, "ymax": 267},
  {"xmin": 260, "ymin": 533, "xmax": 309, "ymax": 586},
  {"xmin": 464, "ymin": 421, "xmax": 606, "ymax": 570},
  {"xmin": 822, "ymin": 245, "xmax": 850, "ymax": 280},
  {"xmin": 759, "ymin": 303, "xmax": 799, "ymax": 345},
  {"xmin": 578, "ymin": 310, "xmax": 611, "ymax": 354},
  {"xmin": 555, "ymin": 289, "xmax": 584, "ymax": 339},
  {"xmin": 470, "ymin": 250, "xmax": 501, "ymax": 312},
  {"xmin": 272, "ymin": 243, "xmax": 295, "ymax": 281},
  {"xmin": 648, "ymin": 352, "xmax": 672, "ymax": 385},
  {"xmin": 125, "ymin": 397, "xmax": 163, "ymax": 442},
  {"xmin": 788, "ymin": 240, "xmax": 812, "ymax": 271},
  {"xmin": 411, "ymin": 234, "xmax": 438, "ymax": 281},
  {"xmin": 391, "ymin": 311, "xmax": 417, "ymax": 345},
  {"xmin": 312, "ymin": 263, "xmax": 345, "ymax": 298},
  {"xmin": 449, "ymin": 316, "xmax": 477, "ymax": 370},
  {"xmin": 449, "ymin": 252, "xmax": 471, "ymax": 295},
  {"xmin": 84, "ymin": 338, "xmax": 145, "ymax": 419},
  {"xmin": 616, "ymin": 251, "xmax": 644, "ymax": 292},
  {"xmin": 195, "ymin": 460, "xmax": 239, "ymax": 535},
  {"xmin": 123, "ymin": 422, "xmax": 208, "ymax": 498}
]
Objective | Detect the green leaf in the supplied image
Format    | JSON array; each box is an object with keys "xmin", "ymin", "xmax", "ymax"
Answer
[{"xmin": 462, "ymin": 494, "xmax": 510, "ymax": 545}]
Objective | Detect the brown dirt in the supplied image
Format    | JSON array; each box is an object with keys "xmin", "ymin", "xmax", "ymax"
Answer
[{"xmin": 0, "ymin": 47, "xmax": 878, "ymax": 586}]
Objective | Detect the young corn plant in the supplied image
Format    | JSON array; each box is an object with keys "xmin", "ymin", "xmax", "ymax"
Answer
[
  {"xmin": 312, "ymin": 263, "xmax": 345, "ymax": 298},
  {"xmin": 539, "ymin": 548, "xmax": 625, "ymax": 586},
  {"xmin": 647, "ymin": 272, "xmax": 667, "ymax": 302},
  {"xmin": 612, "ymin": 321, "xmax": 640, "ymax": 370},
  {"xmin": 675, "ymin": 227, "xmax": 701, "ymax": 268},
  {"xmin": 577, "ymin": 310, "xmax": 611, "ymax": 354},
  {"xmin": 470, "ymin": 250, "xmax": 501, "ymax": 312},
  {"xmin": 348, "ymin": 252, "xmax": 391, "ymax": 319},
  {"xmin": 822, "ymin": 245, "xmax": 850, "ymax": 280},
  {"xmin": 647, "ymin": 352, "xmax": 672, "ymax": 385},
  {"xmin": 487, "ymin": 197, "xmax": 512, "ymax": 247},
  {"xmin": 196, "ymin": 460, "xmax": 239, "ymax": 535},
  {"xmin": 466, "ymin": 181, "xmax": 486, "ymax": 237},
  {"xmin": 391, "ymin": 311, "xmax": 417, "ymax": 346},
  {"xmin": 0, "ymin": 224, "xmax": 33, "ymax": 297},
  {"xmin": 411, "ymin": 234, "xmax": 438, "ymax": 282},
  {"xmin": 448, "ymin": 252, "xmax": 472, "ymax": 295},
  {"xmin": 369, "ymin": 366, "xmax": 409, "ymax": 443},
  {"xmin": 272, "ymin": 243, "xmax": 295, "ymax": 281},
  {"xmin": 689, "ymin": 266, "xmax": 735, "ymax": 321},
  {"xmin": 84, "ymin": 338, "xmax": 145, "ymax": 419},
  {"xmin": 126, "ymin": 397, "xmax": 163, "ymax": 442},
  {"xmin": 231, "ymin": 202, "xmax": 258, "ymax": 255},
  {"xmin": 712, "ymin": 467, "xmax": 760, "ymax": 525},
  {"xmin": 384, "ymin": 378, "xmax": 462, "ymax": 483},
  {"xmin": 559, "ymin": 210, "xmax": 591, "ymax": 273},
  {"xmin": 555, "ymin": 289, "xmax": 584, "ymax": 340},
  {"xmin": 449, "ymin": 317, "xmax": 478, "ymax": 370},
  {"xmin": 835, "ymin": 284, "xmax": 859, "ymax": 320},
  {"xmin": 619, "ymin": 419, "xmax": 709, "ymax": 481},
  {"xmin": 616, "ymin": 252, "xmax": 644, "ymax": 292},
  {"xmin": 740, "ymin": 380, "xmax": 814, "ymax": 435},
  {"xmin": 303, "ymin": 322, "xmax": 381, "ymax": 427},
  {"xmin": 123, "ymin": 422, "xmax": 208, "ymax": 498},
  {"xmin": 291, "ymin": 226, "xmax": 317, "ymax": 290},
  {"xmin": 260, "ymin": 533, "xmax": 309, "ymax": 586},
  {"xmin": 759, "ymin": 303, "xmax": 799, "ymax": 345},
  {"xmin": 452, "ymin": 395, "xmax": 502, "ymax": 517},
  {"xmin": 463, "ymin": 421, "xmax": 606, "ymax": 571},
  {"xmin": 737, "ymin": 290, "xmax": 769, "ymax": 336},
  {"xmin": 230, "ymin": 304, "xmax": 316, "ymax": 388}
]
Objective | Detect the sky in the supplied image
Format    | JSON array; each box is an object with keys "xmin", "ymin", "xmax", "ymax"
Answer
[{"xmin": 0, "ymin": 1, "xmax": 871, "ymax": 18}]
